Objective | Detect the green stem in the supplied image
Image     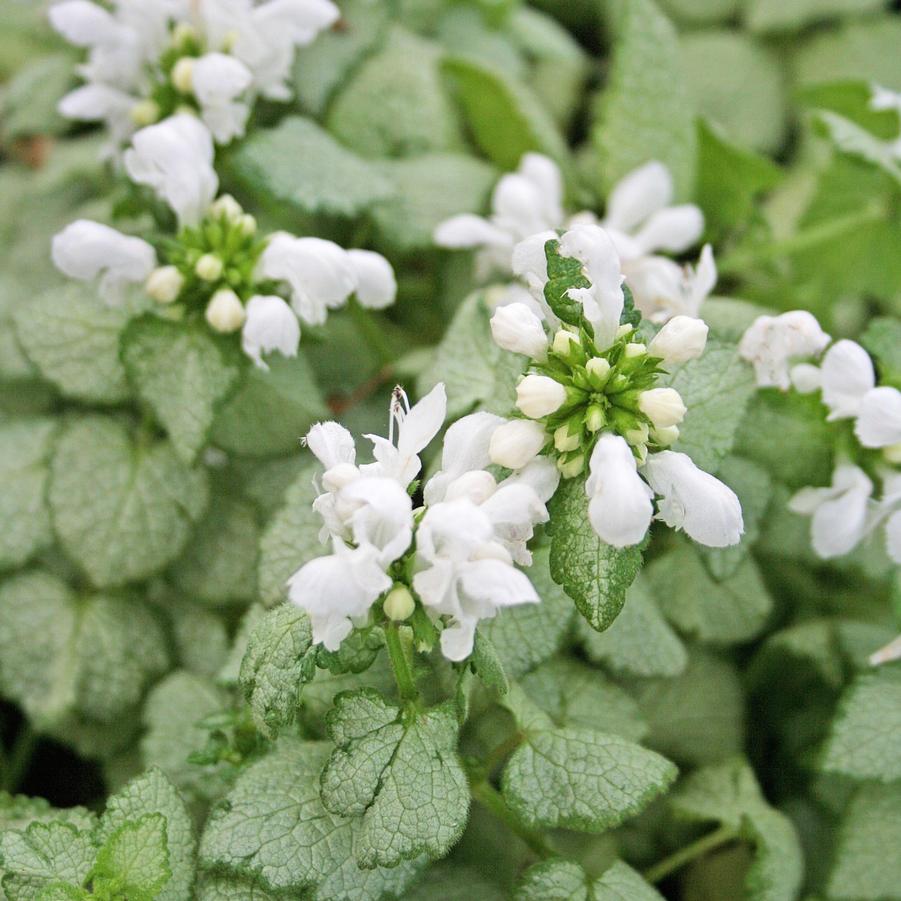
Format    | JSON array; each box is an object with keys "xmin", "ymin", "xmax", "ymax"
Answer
[
  {"xmin": 642, "ymin": 825, "xmax": 737, "ymax": 884},
  {"xmin": 482, "ymin": 732, "xmax": 524, "ymax": 775},
  {"xmin": 349, "ymin": 299, "xmax": 395, "ymax": 367},
  {"xmin": 1, "ymin": 722, "xmax": 37, "ymax": 793},
  {"xmin": 384, "ymin": 622, "xmax": 418, "ymax": 703},
  {"xmin": 470, "ymin": 779, "xmax": 553, "ymax": 859},
  {"xmin": 717, "ymin": 204, "xmax": 885, "ymax": 277}
]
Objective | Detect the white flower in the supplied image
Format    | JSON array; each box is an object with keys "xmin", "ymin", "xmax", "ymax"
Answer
[
  {"xmin": 638, "ymin": 388, "xmax": 686, "ymax": 430},
  {"xmin": 601, "ymin": 161, "xmax": 704, "ymax": 261},
  {"xmin": 819, "ymin": 340, "xmax": 875, "ymax": 420},
  {"xmin": 790, "ymin": 363, "xmax": 822, "ymax": 394},
  {"xmin": 627, "ymin": 244, "xmax": 717, "ymax": 322},
  {"xmin": 413, "ymin": 499, "xmax": 539, "ymax": 661},
  {"xmin": 57, "ymin": 82, "xmax": 138, "ymax": 147},
  {"xmin": 515, "ymin": 375, "xmax": 566, "ymax": 419},
  {"xmin": 145, "ymin": 265, "xmax": 184, "ymax": 304},
  {"xmin": 641, "ymin": 451, "xmax": 743, "ymax": 547},
  {"xmin": 51, "ymin": 219, "xmax": 156, "ymax": 304},
  {"xmin": 585, "ymin": 434, "xmax": 653, "ymax": 547},
  {"xmin": 205, "ymin": 288, "xmax": 246, "ymax": 333},
  {"xmin": 191, "ymin": 52, "xmax": 253, "ymax": 143},
  {"xmin": 434, "ymin": 152, "xmax": 565, "ymax": 278},
  {"xmin": 241, "ymin": 295, "xmax": 300, "ymax": 369},
  {"xmin": 856, "ymin": 386, "xmax": 901, "ymax": 448},
  {"xmin": 347, "ymin": 249, "xmax": 397, "ymax": 310},
  {"xmin": 648, "ymin": 314, "xmax": 709, "ymax": 364},
  {"xmin": 488, "ymin": 420, "xmax": 547, "ymax": 470},
  {"xmin": 124, "ymin": 114, "xmax": 218, "ymax": 227},
  {"xmin": 789, "ymin": 464, "xmax": 874, "ymax": 559},
  {"xmin": 307, "ymin": 420, "xmax": 357, "ymax": 471},
  {"xmin": 738, "ymin": 311, "xmax": 831, "ymax": 390},
  {"xmin": 257, "ymin": 234, "xmax": 357, "ymax": 326},
  {"xmin": 490, "ymin": 302, "xmax": 549, "ymax": 359}
]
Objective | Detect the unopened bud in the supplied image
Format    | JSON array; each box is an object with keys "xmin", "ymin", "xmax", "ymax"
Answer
[
  {"xmin": 238, "ymin": 213, "xmax": 257, "ymax": 236},
  {"xmin": 490, "ymin": 302, "xmax": 548, "ymax": 359},
  {"xmin": 585, "ymin": 356, "xmax": 611, "ymax": 388},
  {"xmin": 557, "ymin": 453, "xmax": 585, "ymax": 479},
  {"xmin": 172, "ymin": 22, "xmax": 196, "ymax": 48},
  {"xmin": 554, "ymin": 423, "xmax": 580, "ymax": 453},
  {"xmin": 623, "ymin": 342, "xmax": 646, "ymax": 358},
  {"xmin": 638, "ymin": 388, "xmax": 686, "ymax": 429},
  {"xmin": 489, "ymin": 419, "xmax": 547, "ymax": 470},
  {"xmin": 652, "ymin": 425, "xmax": 680, "ymax": 447},
  {"xmin": 195, "ymin": 253, "xmax": 224, "ymax": 282},
  {"xmin": 585, "ymin": 404, "xmax": 605, "ymax": 433},
  {"xmin": 384, "ymin": 585, "xmax": 415, "ymax": 622},
  {"xmin": 130, "ymin": 99, "xmax": 160, "ymax": 127},
  {"xmin": 515, "ymin": 374, "xmax": 566, "ymax": 419},
  {"xmin": 617, "ymin": 323, "xmax": 633, "ymax": 339},
  {"xmin": 205, "ymin": 289, "xmax": 245, "ymax": 333},
  {"xmin": 145, "ymin": 265, "xmax": 184, "ymax": 304},
  {"xmin": 171, "ymin": 56, "xmax": 195, "ymax": 94},
  {"xmin": 624, "ymin": 422, "xmax": 650, "ymax": 447},
  {"xmin": 210, "ymin": 194, "xmax": 244, "ymax": 221},
  {"xmin": 648, "ymin": 315, "xmax": 708, "ymax": 364},
  {"xmin": 552, "ymin": 329, "xmax": 581, "ymax": 358}
]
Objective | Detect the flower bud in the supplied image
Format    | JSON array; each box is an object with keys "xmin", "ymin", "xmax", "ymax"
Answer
[
  {"xmin": 172, "ymin": 22, "xmax": 196, "ymax": 48},
  {"xmin": 210, "ymin": 194, "xmax": 244, "ymax": 221},
  {"xmin": 489, "ymin": 420, "xmax": 547, "ymax": 470},
  {"xmin": 789, "ymin": 363, "xmax": 821, "ymax": 394},
  {"xmin": 205, "ymin": 289, "xmax": 245, "ymax": 333},
  {"xmin": 623, "ymin": 342, "xmax": 646, "ymax": 358},
  {"xmin": 554, "ymin": 423, "xmax": 580, "ymax": 453},
  {"xmin": 638, "ymin": 388, "xmax": 686, "ymax": 429},
  {"xmin": 624, "ymin": 422, "xmax": 649, "ymax": 447},
  {"xmin": 585, "ymin": 404, "xmax": 605, "ymax": 433},
  {"xmin": 552, "ymin": 328, "xmax": 581, "ymax": 358},
  {"xmin": 585, "ymin": 356, "xmax": 611, "ymax": 387},
  {"xmin": 616, "ymin": 323, "xmax": 633, "ymax": 339},
  {"xmin": 883, "ymin": 442, "xmax": 901, "ymax": 465},
  {"xmin": 238, "ymin": 213, "xmax": 257, "ymax": 236},
  {"xmin": 384, "ymin": 585, "xmax": 415, "ymax": 622},
  {"xmin": 515, "ymin": 374, "xmax": 566, "ymax": 419},
  {"xmin": 130, "ymin": 99, "xmax": 160, "ymax": 127},
  {"xmin": 557, "ymin": 453, "xmax": 585, "ymax": 479},
  {"xmin": 490, "ymin": 302, "xmax": 548, "ymax": 359},
  {"xmin": 445, "ymin": 470, "xmax": 497, "ymax": 505},
  {"xmin": 171, "ymin": 56, "xmax": 195, "ymax": 94},
  {"xmin": 652, "ymin": 425, "xmax": 679, "ymax": 447},
  {"xmin": 648, "ymin": 315, "xmax": 709, "ymax": 364},
  {"xmin": 145, "ymin": 265, "xmax": 184, "ymax": 304},
  {"xmin": 195, "ymin": 253, "xmax": 224, "ymax": 282}
]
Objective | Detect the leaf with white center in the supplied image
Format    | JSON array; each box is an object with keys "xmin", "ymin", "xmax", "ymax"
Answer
[
  {"xmin": 257, "ymin": 462, "xmax": 323, "ymax": 606},
  {"xmin": 547, "ymin": 474, "xmax": 644, "ymax": 633},
  {"xmin": 577, "ymin": 575, "xmax": 687, "ymax": 679},
  {"xmin": 90, "ymin": 815, "xmax": 171, "ymax": 901},
  {"xmin": 821, "ymin": 667, "xmax": 901, "ymax": 782},
  {"xmin": 670, "ymin": 757, "xmax": 803, "ymax": 901},
  {"xmin": 658, "ymin": 339, "xmax": 756, "ymax": 475},
  {"xmin": 239, "ymin": 605, "xmax": 317, "ymax": 740},
  {"xmin": 649, "ymin": 543, "xmax": 772, "ymax": 644},
  {"xmin": 97, "ymin": 769, "xmax": 196, "ymax": 901},
  {"xmin": 520, "ymin": 657, "xmax": 647, "ymax": 742},
  {"xmin": 516, "ymin": 858, "xmax": 665, "ymax": 901},
  {"xmin": 320, "ymin": 690, "xmax": 470, "ymax": 868},
  {"xmin": 0, "ymin": 570, "xmax": 168, "ymax": 730},
  {"xmin": 227, "ymin": 116, "xmax": 393, "ymax": 218},
  {"xmin": 828, "ymin": 783, "xmax": 901, "ymax": 901},
  {"xmin": 501, "ymin": 686, "xmax": 676, "ymax": 833},
  {"xmin": 417, "ymin": 291, "xmax": 527, "ymax": 419},
  {"xmin": 0, "ymin": 822, "xmax": 95, "ymax": 901},
  {"xmin": 0, "ymin": 417, "xmax": 56, "ymax": 570},
  {"xmin": 482, "ymin": 545, "xmax": 573, "ymax": 679},
  {"xmin": 14, "ymin": 284, "xmax": 143, "ymax": 404},
  {"xmin": 199, "ymin": 738, "xmax": 423, "ymax": 899},
  {"xmin": 593, "ymin": 0, "xmax": 695, "ymax": 198},
  {"xmin": 121, "ymin": 317, "xmax": 242, "ymax": 464},
  {"xmin": 210, "ymin": 353, "xmax": 327, "ymax": 457},
  {"xmin": 0, "ymin": 796, "xmax": 95, "ymax": 835},
  {"xmin": 48, "ymin": 415, "xmax": 208, "ymax": 587}
]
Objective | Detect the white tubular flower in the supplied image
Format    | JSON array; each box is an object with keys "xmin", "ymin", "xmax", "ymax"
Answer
[
  {"xmin": 515, "ymin": 375, "xmax": 566, "ymax": 419},
  {"xmin": 191, "ymin": 52, "xmax": 253, "ymax": 144},
  {"xmin": 288, "ymin": 540, "xmax": 392, "ymax": 651},
  {"xmin": 601, "ymin": 161, "xmax": 704, "ymax": 260},
  {"xmin": 490, "ymin": 302, "xmax": 549, "ymax": 359},
  {"xmin": 241, "ymin": 295, "xmax": 300, "ymax": 369},
  {"xmin": 638, "ymin": 388, "xmax": 686, "ymax": 430},
  {"xmin": 585, "ymin": 434, "xmax": 653, "ymax": 547},
  {"xmin": 738, "ymin": 311, "xmax": 831, "ymax": 390},
  {"xmin": 856, "ymin": 386, "xmax": 901, "ymax": 448},
  {"xmin": 333, "ymin": 476, "xmax": 414, "ymax": 567},
  {"xmin": 364, "ymin": 383, "xmax": 448, "ymax": 488},
  {"xmin": 648, "ymin": 315, "xmax": 709, "ymax": 364},
  {"xmin": 641, "ymin": 451, "xmax": 743, "ymax": 548},
  {"xmin": 52, "ymin": 220, "xmax": 156, "ymax": 304},
  {"xmin": 789, "ymin": 464, "xmax": 874, "ymax": 559},
  {"xmin": 413, "ymin": 499, "xmax": 539, "ymax": 661},
  {"xmin": 627, "ymin": 244, "xmax": 717, "ymax": 322},
  {"xmin": 489, "ymin": 419, "xmax": 547, "ymax": 470},
  {"xmin": 347, "ymin": 249, "xmax": 397, "ymax": 310},
  {"xmin": 257, "ymin": 234, "xmax": 357, "ymax": 326},
  {"xmin": 124, "ymin": 114, "xmax": 218, "ymax": 227},
  {"xmin": 819, "ymin": 340, "xmax": 875, "ymax": 420}
]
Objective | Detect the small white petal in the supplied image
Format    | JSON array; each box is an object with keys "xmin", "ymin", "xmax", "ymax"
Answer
[
  {"xmin": 821, "ymin": 340, "xmax": 876, "ymax": 420},
  {"xmin": 632, "ymin": 205, "xmax": 704, "ymax": 256},
  {"xmin": 490, "ymin": 302, "xmax": 548, "ymax": 359},
  {"xmin": 648, "ymin": 315, "xmax": 708, "ymax": 364},
  {"xmin": 49, "ymin": 0, "xmax": 123, "ymax": 45},
  {"xmin": 241, "ymin": 294, "xmax": 300, "ymax": 369},
  {"xmin": 434, "ymin": 214, "xmax": 512, "ymax": 249},
  {"xmin": 347, "ymin": 249, "xmax": 396, "ymax": 310},
  {"xmin": 790, "ymin": 363, "xmax": 822, "ymax": 394},
  {"xmin": 396, "ymin": 382, "xmax": 447, "ymax": 458},
  {"xmin": 515, "ymin": 374, "xmax": 566, "ymax": 419},
  {"xmin": 604, "ymin": 161, "xmax": 673, "ymax": 233},
  {"xmin": 306, "ymin": 421, "xmax": 356, "ymax": 469},
  {"xmin": 885, "ymin": 511, "xmax": 901, "ymax": 564},
  {"xmin": 855, "ymin": 386, "xmax": 901, "ymax": 447},
  {"xmin": 488, "ymin": 420, "xmax": 547, "ymax": 470}
]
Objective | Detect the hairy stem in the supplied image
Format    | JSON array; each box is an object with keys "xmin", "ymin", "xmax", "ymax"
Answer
[
  {"xmin": 642, "ymin": 825, "xmax": 738, "ymax": 884},
  {"xmin": 384, "ymin": 622, "xmax": 418, "ymax": 703},
  {"xmin": 470, "ymin": 779, "xmax": 553, "ymax": 859}
]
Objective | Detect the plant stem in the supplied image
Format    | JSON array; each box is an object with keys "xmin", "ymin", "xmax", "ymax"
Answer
[
  {"xmin": 1, "ymin": 723, "xmax": 37, "ymax": 793},
  {"xmin": 349, "ymin": 299, "xmax": 395, "ymax": 367},
  {"xmin": 384, "ymin": 622, "xmax": 418, "ymax": 703},
  {"xmin": 642, "ymin": 825, "xmax": 738, "ymax": 884},
  {"xmin": 482, "ymin": 732, "xmax": 524, "ymax": 775},
  {"xmin": 470, "ymin": 779, "xmax": 553, "ymax": 859},
  {"xmin": 716, "ymin": 204, "xmax": 885, "ymax": 277}
]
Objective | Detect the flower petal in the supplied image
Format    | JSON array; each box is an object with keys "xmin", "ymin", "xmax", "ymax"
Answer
[
  {"xmin": 855, "ymin": 386, "xmax": 901, "ymax": 448},
  {"xmin": 241, "ymin": 294, "xmax": 300, "ymax": 369},
  {"xmin": 604, "ymin": 161, "xmax": 673, "ymax": 233},
  {"xmin": 347, "ymin": 249, "xmax": 396, "ymax": 310},
  {"xmin": 821, "ymin": 340, "xmax": 876, "ymax": 420}
]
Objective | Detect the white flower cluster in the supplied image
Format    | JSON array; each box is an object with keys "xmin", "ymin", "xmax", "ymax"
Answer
[
  {"xmin": 434, "ymin": 153, "xmax": 715, "ymax": 323},
  {"xmin": 488, "ymin": 224, "xmax": 743, "ymax": 550},
  {"xmin": 740, "ymin": 310, "xmax": 901, "ymax": 562},
  {"xmin": 288, "ymin": 384, "xmax": 556, "ymax": 661},
  {"xmin": 49, "ymin": 0, "xmax": 338, "ymax": 149},
  {"xmin": 51, "ymin": 114, "xmax": 396, "ymax": 368}
]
